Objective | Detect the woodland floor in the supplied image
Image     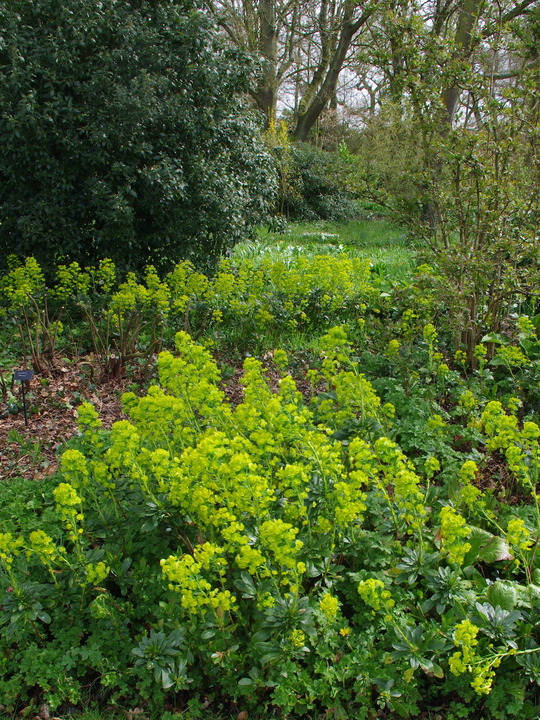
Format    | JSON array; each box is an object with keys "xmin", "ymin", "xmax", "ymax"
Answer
[{"xmin": 0, "ymin": 358, "xmax": 130, "ymax": 481}]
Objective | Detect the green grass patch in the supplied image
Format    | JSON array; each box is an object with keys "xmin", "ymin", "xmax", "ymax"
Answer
[{"xmin": 233, "ymin": 219, "xmax": 414, "ymax": 282}]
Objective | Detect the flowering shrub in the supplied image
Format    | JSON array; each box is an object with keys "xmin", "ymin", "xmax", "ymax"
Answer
[
  {"xmin": 0, "ymin": 255, "xmax": 378, "ymax": 371},
  {"xmin": 2, "ymin": 327, "xmax": 540, "ymax": 718}
]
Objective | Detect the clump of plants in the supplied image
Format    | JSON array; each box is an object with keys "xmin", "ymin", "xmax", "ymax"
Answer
[
  {"xmin": 0, "ymin": 254, "xmax": 379, "ymax": 371},
  {"xmin": 1, "ymin": 328, "xmax": 540, "ymax": 718}
]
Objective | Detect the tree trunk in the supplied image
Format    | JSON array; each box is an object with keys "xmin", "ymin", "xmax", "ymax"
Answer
[
  {"xmin": 441, "ymin": 0, "xmax": 484, "ymax": 125},
  {"xmin": 251, "ymin": 0, "xmax": 279, "ymax": 125},
  {"xmin": 293, "ymin": 3, "xmax": 374, "ymax": 141}
]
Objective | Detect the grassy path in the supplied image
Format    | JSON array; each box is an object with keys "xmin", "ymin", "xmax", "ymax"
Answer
[{"xmin": 232, "ymin": 219, "xmax": 414, "ymax": 281}]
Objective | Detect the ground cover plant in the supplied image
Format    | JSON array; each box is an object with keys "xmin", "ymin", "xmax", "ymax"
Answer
[
  {"xmin": 0, "ymin": 248, "xmax": 380, "ymax": 372},
  {"xmin": 2, "ymin": 225, "xmax": 540, "ymax": 718},
  {"xmin": 2, "ymin": 2, "xmax": 540, "ymax": 717}
]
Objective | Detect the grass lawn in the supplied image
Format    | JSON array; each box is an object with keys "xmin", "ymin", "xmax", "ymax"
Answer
[{"xmin": 232, "ymin": 219, "xmax": 414, "ymax": 281}]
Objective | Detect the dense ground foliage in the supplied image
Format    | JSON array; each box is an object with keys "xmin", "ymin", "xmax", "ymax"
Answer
[{"xmin": 1, "ymin": 230, "xmax": 540, "ymax": 718}]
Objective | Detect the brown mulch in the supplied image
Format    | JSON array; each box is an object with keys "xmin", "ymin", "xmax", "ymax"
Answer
[
  {"xmin": 477, "ymin": 451, "xmax": 530, "ymax": 505},
  {"xmin": 0, "ymin": 358, "xmax": 131, "ymax": 481},
  {"xmin": 0, "ymin": 350, "xmax": 316, "ymax": 482}
]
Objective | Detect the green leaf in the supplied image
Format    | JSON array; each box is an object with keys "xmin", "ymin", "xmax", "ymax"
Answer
[
  {"xmin": 481, "ymin": 333, "xmax": 509, "ymax": 345},
  {"xmin": 487, "ymin": 581, "xmax": 518, "ymax": 611},
  {"xmin": 160, "ymin": 669, "xmax": 173, "ymax": 689},
  {"xmin": 234, "ymin": 571, "xmax": 257, "ymax": 598},
  {"xmin": 464, "ymin": 526, "xmax": 512, "ymax": 565}
]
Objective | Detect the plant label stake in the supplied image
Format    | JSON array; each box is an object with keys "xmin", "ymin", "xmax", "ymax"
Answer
[{"xmin": 14, "ymin": 370, "xmax": 34, "ymax": 426}]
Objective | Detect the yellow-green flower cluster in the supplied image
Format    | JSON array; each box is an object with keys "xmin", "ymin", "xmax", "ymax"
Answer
[
  {"xmin": 105, "ymin": 421, "xmax": 141, "ymax": 471},
  {"xmin": 275, "ymin": 463, "xmax": 310, "ymax": 522},
  {"xmin": 1, "ymin": 257, "xmax": 45, "ymax": 307},
  {"xmin": 61, "ymin": 449, "xmax": 90, "ymax": 488},
  {"xmin": 77, "ymin": 402, "xmax": 102, "ymax": 435},
  {"xmin": 54, "ymin": 262, "xmax": 91, "ymax": 300},
  {"xmin": 90, "ymin": 332, "xmax": 388, "ymax": 599},
  {"xmin": 449, "ymin": 619, "xmax": 479, "ymax": 675},
  {"xmin": 165, "ymin": 254, "xmax": 377, "ymax": 333},
  {"xmin": 85, "ymin": 561, "xmax": 110, "ymax": 586},
  {"xmin": 144, "ymin": 266, "xmax": 171, "ymax": 316},
  {"xmin": 319, "ymin": 593, "xmax": 340, "ymax": 622},
  {"xmin": 273, "ymin": 349, "xmax": 289, "ymax": 370},
  {"xmin": 332, "ymin": 479, "xmax": 367, "ymax": 526},
  {"xmin": 459, "ymin": 390, "xmax": 477, "ymax": 413},
  {"xmin": 423, "ymin": 323, "xmax": 438, "ymax": 345},
  {"xmin": 457, "ymin": 460, "xmax": 482, "ymax": 507},
  {"xmin": 319, "ymin": 325, "xmax": 352, "ymax": 367},
  {"xmin": 373, "ymin": 437, "xmax": 426, "ymax": 533},
  {"xmin": 357, "ymin": 578, "xmax": 395, "ymax": 617},
  {"xmin": 424, "ymin": 456, "xmax": 440, "ymax": 480},
  {"xmin": 473, "ymin": 344, "xmax": 487, "ymax": 362},
  {"xmin": 437, "ymin": 362, "xmax": 450, "ymax": 376},
  {"xmin": 506, "ymin": 516, "xmax": 533, "ymax": 553},
  {"xmin": 54, "ymin": 257, "xmax": 116, "ymax": 299},
  {"xmin": 161, "ymin": 543, "xmax": 236, "ymax": 616},
  {"xmin": 315, "ymin": 326, "xmax": 382, "ymax": 430},
  {"xmin": 156, "ymin": 331, "xmax": 226, "ymax": 419},
  {"xmin": 93, "ymin": 258, "xmax": 116, "ymax": 293},
  {"xmin": 169, "ymin": 431, "xmax": 275, "ymax": 526},
  {"xmin": 166, "ymin": 261, "xmax": 209, "ymax": 314},
  {"xmin": 107, "ymin": 266, "xmax": 170, "ymax": 319},
  {"xmin": 53, "ymin": 483, "xmax": 84, "ymax": 542},
  {"xmin": 288, "ymin": 629, "xmax": 306, "ymax": 649},
  {"xmin": 449, "ymin": 620, "xmax": 499, "ymax": 695},
  {"xmin": 0, "ymin": 532, "xmax": 24, "ymax": 564},
  {"xmin": 480, "ymin": 401, "xmax": 540, "ymax": 490},
  {"xmin": 28, "ymin": 530, "xmax": 62, "ymax": 565},
  {"xmin": 427, "ymin": 414, "xmax": 446, "ymax": 433},
  {"xmin": 493, "ymin": 345, "xmax": 531, "ymax": 369},
  {"xmin": 516, "ymin": 315, "xmax": 537, "ymax": 339},
  {"xmin": 470, "ymin": 661, "xmax": 500, "ymax": 695},
  {"xmin": 235, "ymin": 544, "xmax": 268, "ymax": 576},
  {"xmin": 386, "ymin": 339, "xmax": 400, "ymax": 358},
  {"xmin": 480, "ymin": 402, "xmax": 518, "ymax": 448},
  {"xmin": 259, "ymin": 519, "xmax": 303, "ymax": 579},
  {"xmin": 439, "ymin": 507, "xmax": 471, "ymax": 565}
]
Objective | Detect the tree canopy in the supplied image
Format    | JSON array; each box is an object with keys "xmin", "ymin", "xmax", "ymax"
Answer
[{"xmin": 209, "ymin": 0, "xmax": 539, "ymax": 141}]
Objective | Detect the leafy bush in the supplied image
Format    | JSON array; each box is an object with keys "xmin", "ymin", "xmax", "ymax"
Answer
[
  {"xmin": 355, "ymin": 57, "xmax": 540, "ymax": 358},
  {"xmin": 2, "ymin": 329, "xmax": 540, "ymax": 717},
  {"xmin": 0, "ymin": 0, "xmax": 276, "ymax": 274},
  {"xmin": 279, "ymin": 143, "xmax": 359, "ymax": 222},
  {"xmin": 354, "ymin": 105, "xmax": 427, "ymax": 224}
]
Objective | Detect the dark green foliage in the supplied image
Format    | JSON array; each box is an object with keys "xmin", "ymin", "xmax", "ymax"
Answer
[
  {"xmin": 0, "ymin": 0, "xmax": 276, "ymax": 273},
  {"xmin": 281, "ymin": 144, "xmax": 358, "ymax": 222}
]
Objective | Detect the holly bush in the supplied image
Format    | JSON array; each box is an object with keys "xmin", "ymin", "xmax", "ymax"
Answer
[{"xmin": 0, "ymin": 0, "xmax": 275, "ymax": 274}]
